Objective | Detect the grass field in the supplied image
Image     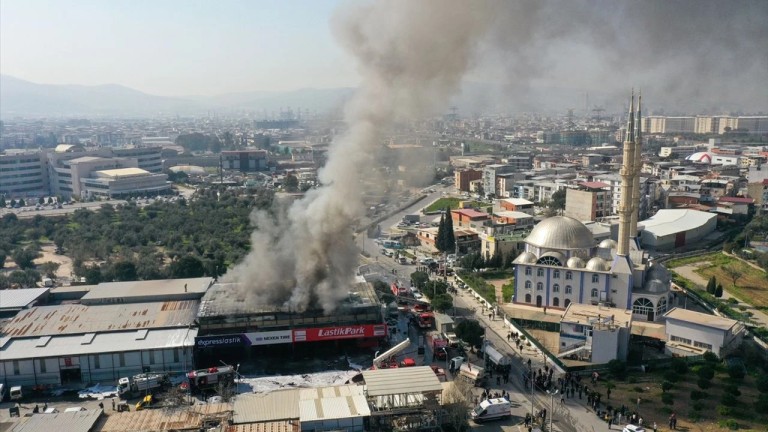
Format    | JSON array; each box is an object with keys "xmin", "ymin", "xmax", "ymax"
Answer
[
  {"xmin": 424, "ymin": 197, "xmax": 462, "ymax": 213},
  {"xmin": 667, "ymin": 252, "xmax": 768, "ymax": 310}
]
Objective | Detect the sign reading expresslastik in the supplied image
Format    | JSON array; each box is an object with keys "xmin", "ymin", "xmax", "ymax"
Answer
[
  {"xmin": 195, "ymin": 330, "xmax": 292, "ymax": 348},
  {"xmin": 293, "ymin": 324, "xmax": 387, "ymax": 342}
]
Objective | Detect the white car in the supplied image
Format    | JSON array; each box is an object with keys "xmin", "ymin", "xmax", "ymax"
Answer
[{"xmin": 622, "ymin": 426, "xmax": 645, "ymax": 432}]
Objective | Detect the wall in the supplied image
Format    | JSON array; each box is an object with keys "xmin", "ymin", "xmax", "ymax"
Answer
[{"xmin": 665, "ymin": 319, "xmax": 726, "ymax": 355}]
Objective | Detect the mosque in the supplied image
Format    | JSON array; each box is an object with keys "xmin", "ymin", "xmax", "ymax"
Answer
[{"xmin": 511, "ymin": 94, "xmax": 672, "ymax": 322}]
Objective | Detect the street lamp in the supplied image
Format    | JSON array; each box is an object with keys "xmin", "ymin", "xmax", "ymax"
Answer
[{"xmin": 546, "ymin": 389, "xmax": 559, "ymax": 432}]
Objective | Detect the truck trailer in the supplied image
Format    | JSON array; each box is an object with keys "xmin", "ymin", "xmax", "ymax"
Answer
[{"xmin": 118, "ymin": 373, "xmax": 169, "ymax": 397}]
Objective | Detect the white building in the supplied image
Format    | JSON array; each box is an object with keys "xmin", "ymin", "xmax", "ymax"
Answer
[
  {"xmin": 664, "ymin": 308, "xmax": 744, "ymax": 358},
  {"xmin": 558, "ymin": 303, "xmax": 632, "ymax": 364},
  {"xmin": 639, "ymin": 209, "xmax": 717, "ymax": 250},
  {"xmin": 0, "ymin": 301, "xmax": 198, "ymax": 388},
  {"xmin": 0, "ymin": 150, "xmax": 48, "ymax": 197},
  {"xmin": 80, "ymin": 167, "xmax": 170, "ymax": 198}
]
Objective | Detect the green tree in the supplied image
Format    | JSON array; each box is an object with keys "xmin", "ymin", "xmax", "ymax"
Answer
[
  {"xmin": 707, "ymin": 276, "xmax": 717, "ymax": 294},
  {"xmin": 549, "ymin": 189, "xmax": 566, "ymax": 215},
  {"xmin": 39, "ymin": 261, "xmax": 61, "ymax": 278},
  {"xmin": 715, "ymin": 284, "xmax": 724, "ymax": 298},
  {"xmin": 111, "ymin": 261, "xmax": 138, "ymax": 281},
  {"xmin": 18, "ymin": 198, "xmax": 25, "ymax": 207},
  {"xmin": 284, "ymin": 174, "xmax": 299, "ymax": 192},
  {"xmin": 698, "ymin": 366, "xmax": 715, "ymax": 381},
  {"xmin": 755, "ymin": 394, "xmax": 768, "ymax": 412},
  {"xmin": 727, "ymin": 365, "xmax": 745, "ymax": 381},
  {"xmin": 0, "ymin": 195, "xmax": 5, "ymax": 207},
  {"xmin": 431, "ymin": 293, "xmax": 453, "ymax": 313},
  {"xmin": 410, "ymin": 271, "xmax": 429, "ymax": 290},
  {"xmin": 169, "ymin": 255, "xmax": 205, "ymax": 278},
  {"xmin": 83, "ymin": 265, "xmax": 104, "ymax": 284},
  {"xmin": 38, "ymin": 196, "xmax": 45, "ymax": 205},
  {"xmin": 455, "ymin": 319, "xmax": 484, "ymax": 347},
  {"xmin": 723, "ymin": 265, "xmax": 743, "ymax": 287},
  {"xmin": 444, "ymin": 209, "xmax": 455, "ymax": 253},
  {"xmin": 12, "ymin": 247, "xmax": 38, "ymax": 269},
  {"xmin": 435, "ymin": 212, "xmax": 447, "ymax": 252}
]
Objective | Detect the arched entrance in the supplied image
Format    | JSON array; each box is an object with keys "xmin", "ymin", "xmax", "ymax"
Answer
[
  {"xmin": 564, "ymin": 299, "xmax": 571, "ymax": 308},
  {"xmin": 525, "ymin": 293, "xmax": 531, "ymax": 303},
  {"xmin": 632, "ymin": 297, "xmax": 655, "ymax": 321},
  {"xmin": 536, "ymin": 295, "xmax": 543, "ymax": 307}
]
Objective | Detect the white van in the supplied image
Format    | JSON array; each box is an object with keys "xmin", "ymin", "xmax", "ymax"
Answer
[
  {"xmin": 471, "ymin": 398, "xmax": 511, "ymax": 422},
  {"xmin": 9, "ymin": 386, "xmax": 22, "ymax": 401}
]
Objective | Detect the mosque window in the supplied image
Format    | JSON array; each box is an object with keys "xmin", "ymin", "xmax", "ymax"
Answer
[
  {"xmin": 536, "ymin": 282, "xmax": 544, "ymax": 291},
  {"xmin": 657, "ymin": 297, "xmax": 668, "ymax": 316},
  {"xmin": 537, "ymin": 268, "xmax": 544, "ymax": 277},
  {"xmin": 553, "ymin": 297, "xmax": 560, "ymax": 307},
  {"xmin": 591, "ymin": 288, "xmax": 599, "ymax": 298},
  {"xmin": 525, "ymin": 293, "xmax": 532, "ymax": 303},
  {"xmin": 565, "ymin": 271, "xmax": 573, "ymax": 280},
  {"xmin": 553, "ymin": 284, "xmax": 560, "ymax": 293},
  {"xmin": 592, "ymin": 274, "xmax": 599, "ymax": 283},
  {"xmin": 525, "ymin": 280, "xmax": 532, "ymax": 289},
  {"xmin": 525, "ymin": 267, "xmax": 532, "ymax": 276},
  {"xmin": 632, "ymin": 298, "xmax": 655, "ymax": 316},
  {"xmin": 553, "ymin": 270, "xmax": 560, "ymax": 279},
  {"xmin": 538, "ymin": 256, "xmax": 562, "ymax": 266},
  {"xmin": 565, "ymin": 285, "xmax": 572, "ymax": 294}
]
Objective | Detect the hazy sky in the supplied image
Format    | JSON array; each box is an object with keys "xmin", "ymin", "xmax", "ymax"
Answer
[{"xmin": 0, "ymin": 0, "xmax": 357, "ymax": 96}]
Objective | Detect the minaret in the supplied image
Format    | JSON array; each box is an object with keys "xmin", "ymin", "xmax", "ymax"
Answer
[
  {"xmin": 617, "ymin": 92, "xmax": 635, "ymax": 257},
  {"xmin": 630, "ymin": 93, "xmax": 643, "ymax": 244}
]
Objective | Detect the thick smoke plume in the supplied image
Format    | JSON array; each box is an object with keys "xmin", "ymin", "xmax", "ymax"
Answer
[{"xmin": 222, "ymin": 1, "xmax": 495, "ymax": 313}]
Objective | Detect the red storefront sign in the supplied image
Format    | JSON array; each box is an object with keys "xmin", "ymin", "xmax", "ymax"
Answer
[{"xmin": 293, "ymin": 324, "xmax": 387, "ymax": 342}]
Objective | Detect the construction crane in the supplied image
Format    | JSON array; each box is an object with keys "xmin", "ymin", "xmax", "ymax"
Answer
[{"xmin": 592, "ymin": 106, "xmax": 606, "ymax": 124}]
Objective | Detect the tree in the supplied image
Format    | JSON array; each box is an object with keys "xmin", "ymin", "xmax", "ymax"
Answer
[
  {"xmin": 455, "ymin": 319, "xmax": 484, "ymax": 348},
  {"xmin": 83, "ymin": 265, "xmax": 104, "ymax": 285},
  {"xmin": 410, "ymin": 271, "xmax": 429, "ymax": 290},
  {"xmin": 284, "ymin": 174, "xmax": 299, "ymax": 192},
  {"xmin": 723, "ymin": 265, "xmax": 743, "ymax": 287},
  {"xmin": 0, "ymin": 249, "xmax": 6, "ymax": 269},
  {"xmin": 715, "ymin": 283, "xmax": 724, "ymax": 298},
  {"xmin": 39, "ymin": 261, "xmax": 61, "ymax": 278},
  {"xmin": 0, "ymin": 195, "xmax": 5, "ymax": 207},
  {"xmin": 169, "ymin": 255, "xmax": 205, "ymax": 278},
  {"xmin": 38, "ymin": 196, "xmax": 45, "ymax": 205},
  {"xmin": 432, "ymin": 293, "xmax": 453, "ymax": 313},
  {"xmin": 18, "ymin": 198, "xmax": 25, "ymax": 207},
  {"xmin": 697, "ymin": 366, "xmax": 715, "ymax": 381},
  {"xmin": 549, "ymin": 189, "xmax": 566, "ymax": 215},
  {"xmin": 444, "ymin": 209, "xmax": 455, "ymax": 253},
  {"xmin": 436, "ymin": 212, "xmax": 447, "ymax": 252},
  {"xmin": 707, "ymin": 276, "xmax": 717, "ymax": 294},
  {"xmin": 12, "ymin": 247, "xmax": 39, "ymax": 269},
  {"xmin": 111, "ymin": 261, "xmax": 138, "ymax": 281}
]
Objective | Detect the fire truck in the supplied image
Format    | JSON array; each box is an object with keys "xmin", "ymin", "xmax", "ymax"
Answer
[
  {"xmin": 186, "ymin": 365, "xmax": 236, "ymax": 394},
  {"xmin": 427, "ymin": 331, "xmax": 449, "ymax": 359},
  {"xmin": 390, "ymin": 282, "xmax": 409, "ymax": 297},
  {"xmin": 371, "ymin": 339, "xmax": 414, "ymax": 369}
]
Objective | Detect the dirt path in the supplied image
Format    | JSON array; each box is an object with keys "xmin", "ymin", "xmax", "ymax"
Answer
[{"xmin": 34, "ymin": 243, "xmax": 75, "ymax": 283}]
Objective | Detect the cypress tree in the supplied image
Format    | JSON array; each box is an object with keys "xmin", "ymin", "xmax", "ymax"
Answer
[
  {"xmin": 444, "ymin": 208, "xmax": 456, "ymax": 253},
  {"xmin": 707, "ymin": 276, "xmax": 717, "ymax": 294},
  {"xmin": 715, "ymin": 284, "xmax": 724, "ymax": 298},
  {"xmin": 436, "ymin": 212, "xmax": 446, "ymax": 252}
]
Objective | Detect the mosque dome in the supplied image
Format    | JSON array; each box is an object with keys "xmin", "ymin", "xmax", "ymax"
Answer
[
  {"xmin": 585, "ymin": 257, "xmax": 610, "ymax": 272},
  {"xmin": 525, "ymin": 216, "xmax": 595, "ymax": 251},
  {"xmin": 566, "ymin": 256, "xmax": 586, "ymax": 269},
  {"xmin": 643, "ymin": 279, "xmax": 669, "ymax": 293},
  {"xmin": 599, "ymin": 239, "xmax": 618, "ymax": 249},
  {"xmin": 516, "ymin": 252, "xmax": 537, "ymax": 264}
]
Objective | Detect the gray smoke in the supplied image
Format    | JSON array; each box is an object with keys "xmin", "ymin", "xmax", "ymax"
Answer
[{"xmin": 222, "ymin": 0, "xmax": 495, "ymax": 313}]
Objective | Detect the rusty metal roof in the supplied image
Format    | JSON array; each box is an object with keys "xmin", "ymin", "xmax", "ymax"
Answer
[{"xmin": 0, "ymin": 300, "xmax": 198, "ymax": 338}]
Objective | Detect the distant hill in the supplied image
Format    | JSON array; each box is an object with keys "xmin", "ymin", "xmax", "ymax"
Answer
[{"xmin": 0, "ymin": 75, "xmax": 355, "ymax": 118}]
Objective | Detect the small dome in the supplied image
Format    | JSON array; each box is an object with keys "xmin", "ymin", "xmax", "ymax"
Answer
[
  {"xmin": 599, "ymin": 239, "xmax": 617, "ymax": 249},
  {"xmin": 585, "ymin": 257, "xmax": 609, "ymax": 272},
  {"xmin": 645, "ymin": 262, "xmax": 670, "ymax": 283},
  {"xmin": 566, "ymin": 256, "xmax": 586, "ymax": 269},
  {"xmin": 537, "ymin": 251, "xmax": 566, "ymax": 266},
  {"xmin": 643, "ymin": 279, "xmax": 669, "ymax": 294},
  {"xmin": 516, "ymin": 252, "xmax": 537, "ymax": 264},
  {"xmin": 525, "ymin": 216, "xmax": 595, "ymax": 250}
]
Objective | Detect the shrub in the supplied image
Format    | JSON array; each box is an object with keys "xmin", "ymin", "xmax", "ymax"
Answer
[
  {"xmin": 671, "ymin": 358, "xmax": 689, "ymax": 374},
  {"xmin": 691, "ymin": 400, "xmax": 705, "ymax": 411},
  {"xmin": 703, "ymin": 351, "xmax": 719, "ymax": 363},
  {"xmin": 723, "ymin": 384, "xmax": 741, "ymax": 397},
  {"xmin": 688, "ymin": 411, "xmax": 701, "ymax": 422},
  {"xmin": 727, "ymin": 297, "xmax": 739, "ymax": 305},
  {"xmin": 662, "ymin": 381, "xmax": 674, "ymax": 393},
  {"xmin": 663, "ymin": 371, "xmax": 679, "ymax": 383},
  {"xmin": 607, "ymin": 359, "xmax": 627, "ymax": 379},
  {"xmin": 721, "ymin": 392, "xmax": 738, "ymax": 407},
  {"xmin": 690, "ymin": 390, "xmax": 706, "ymax": 400},
  {"xmin": 717, "ymin": 405, "xmax": 732, "ymax": 416},
  {"xmin": 661, "ymin": 393, "xmax": 674, "ymax": 405},
  {"xmin": 697, "ymin": 378, "xmax": 711, "ymax": 389},
  {"xmin": 697, "ymin": 366, "xmax": 715, "ymax": 380},
  {"xmin": 727, "ymin": 365, "xmax": 745, "ymax": 381},
  {"xmin": 717, "ymin": 419, "xmax": 739, "ymax": 430}
]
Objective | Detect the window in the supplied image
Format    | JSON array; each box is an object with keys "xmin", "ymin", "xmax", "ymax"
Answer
[
  {"xmin": 591, "ymin": 288, "xmax": 599, "ymax": 298},
  {"xmin": 174, "ymin": 348, "xmax": 180, "ymax": 363},
  {"xmin": 13, "ymin": 360, "xmax": 20, "ymax": 375},
  {"xmin": 657, "ymin": 297, "xmax": 668, "ymax": 316},
  {"xmin": 565, "ymin": 299, "xmax": 571, "ymax": 308},
  {"xmin": 525, "ymin": 293, "xmax": 531, "ymax": 303},
  {"xmin": 119, "ymin": 353, "xmax": 126, "ymax": 367},
  {"xmin": 525, "ymin": 267, "xmax": 532, "ymax": 276},
  {"xmin": 565, "ymin": 285, "xmax": 573, "ymax": 294},
  {"xmin": 525, "ymin": 280, "xmax": 532, "ymax": 289},
  {"xmin": 694, "ymin": 341, "xmax": 713, "ymax": 350},
  {"xmin": 566, "ymin": 271, "xmax": 573, "ymax": 280},
  {"xmin": 592, "ymin": 274, "xmax": 599, "ymax": 283},
  {"xmin": 538, "ymin": 256, "xmax": 562, "ymax": 266},
  {"xmin": 40, "ymin": 359, "xmax": 46, "ymax": 373},
  {"xmin": 537, "ymin": 268, "xmax": 544, "ymax": 277},
  {"xmin": 553, "ymin": 297, "xmax": 560, "ymax": 307},
  {"xmin": 671, "ymin": 335, "xmax": 692, "ymax": 345},
  {"xmin": 94, "ymin": 355, "xmax": 100, "ymax": 369},
  {"xmin": 149, "ymin": 350, "xmax": 156, "ymax": 365},
  {"xmin": 536, "ymin": 282, "xmax": 544, "ymax": 291},
  {"xmin": 632, "ymin": 298, "xmax": 655, "ymax": 316},
  {"xmin": 553, "ymin": 284, "xmax": 560, "ymax": 293},
  {"xmin": 553, "ymin": 270, "xmax": 560, "ymax": 279}
]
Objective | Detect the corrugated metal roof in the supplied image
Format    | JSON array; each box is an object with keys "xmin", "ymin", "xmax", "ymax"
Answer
[
  {"xmin": 0, "ymin": 288, "xmax": 49, "ymax": 310},
  {"xmin": 232, "ymin": 389, "xmax": 300, "ymax": 424},
  {"xmin": 298, "ymin": 384, "xmax": 363, "ymax": 400},
  {"xmin": 226, "ymin": 420, "xmax": 299, "ymax": 432},
  {"xmin": 640, "ymin": 209, "xmax": 716, "ymax": 237},
  {"xmin": 0, "ymin": 300, "xmax": 198, "ymax": 338},
  {"xmin": 96, "ymin": 403, "xmax": 231, "ymax": 431},
  {"xmin": 299, "ymin": 395, "xmax": 370, "ymax": 422},
  {"xmin": 10, "ymin": 408, "xmax": 102, "ymax": 432},
  {"xmin": 80, "ymin": 278, "xmax": 212, "ymax": 301},
  {"xmin": 362, "ymin": 366, "xmax": 442, "ymax": 396},
  {"xmin": 0, "ymin": 328, "xmax": 197, "ymax": 360}
]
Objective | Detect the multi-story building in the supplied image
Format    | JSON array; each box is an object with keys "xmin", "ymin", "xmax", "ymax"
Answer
[
  {"xmin": 482, "ymin": 164, "xmax": 516, "ymax": 197},
  {"xmin": 221, "ymin": 149, "xmax": 269, "ymax": 172},
  {"xmin": 564, "ymin": 182, "xmax": 611, "ymax": 222},
  {"xmin": 0, "ymin": 151, "xmax": 48, "ymax": 197},
  {"xmin": 499, "ymin": 198, "xmax": 535, "ymax": 215},
  {"xmin": 454, "ymin": 169, "xmax": 482, "ymax": 192}
]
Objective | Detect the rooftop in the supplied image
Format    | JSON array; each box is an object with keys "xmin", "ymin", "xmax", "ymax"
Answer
[
  {"xmin": 96, "ymin": 167, "xmax": 150, "ymax": 177},
  {"xmin": 579, "ymin": 181, "xmax": 610, "ymax": 189},
  {"xmin": 452, "ymin": 208, "xmax": 488, "ymax": 219},
  {"xmin": 718, "ymin": 196, "xmax": 754, "ymax": 204},
  {"xmin": 0, "ymin": 288, "xmax": 49, "ymax": 311},
  {"xmin": 299, "ymin": 394, "xmax": 370, "ymax": 422},
  {"xmin": 664, "ymin": 307, "xmax": 739, "ymax": 331},
  {"xmin": 561, "ymin": 303, "xmax": 632, "ymax": 329},
  {"xmin": 362, "ymin": 366, "xmax": 442, "ymax": 397},
  {"xmin": 233, "ymin": 389, "xmax": 300, "ymax": 424},
  {"xmin": 9, "ymin": 408, "xmax": 102, "ymax": 432},
  {"xmin": 502, "ymin": 198, "xmax": 534, "ymax": 206},
  {"xmin": 0, "ymin": 300, "xmax": 198, "ymax": 338},
  {"xmin": 640, "ymin": 209, "xmax": 717, "ymax": 237},
  {"xmin": 494, "ymin": 211, "xmax": 534, "ymax": 220},
  {"xmin": 95, "ymin": 402, "xmax": 231, "ymax": 431},
  {"xmin": 80, "ymin": 277, "xmax": 213, "ymax": 302}
]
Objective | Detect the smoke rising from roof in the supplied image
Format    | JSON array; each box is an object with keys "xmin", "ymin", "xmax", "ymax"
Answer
[{"xmin": 221, "ymin": 1, "xmax": 495, "ymax": 313}]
